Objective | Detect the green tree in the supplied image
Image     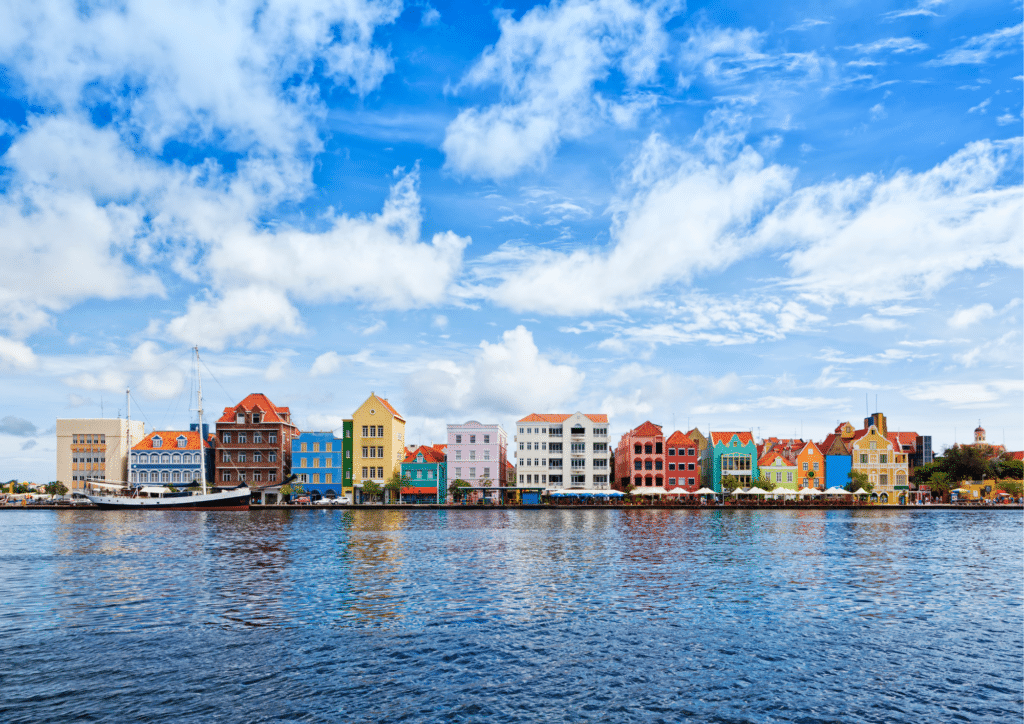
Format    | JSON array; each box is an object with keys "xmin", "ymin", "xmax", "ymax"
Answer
[
  {"xmin": 846, "ymin": 470, "xmax": 870, "ymax": 493},
  {"xmin": 620, "ymin": 482, "xmax": 635, "ymax": 496},
  {"xmin": 384, "ymin": 472, "xmax": 407, "ymax": 503},
  {"xmin": 720, "ymin": 476, "xmax": 742, "ymax": 493},
  {"xmin": 44, "ymin": 481, "xmax": 68, "ymax": 497},
  {"xmin": 927, "ymin": 471, "xmax": 952, "ymax": 497},
  {"xmin": 937, "ymin": 444, "xmax": 992, "ymax": 482},
  {"xmin": 361, "ymin": 480, "xmax": 383, "ymax": 502},
  {"xmin": 992, "ymin": 456, "xmax": 1023, "ymax": 480},
  {"xmin": 449, "ymin": 479, "xmax": 470, "ymax": 502},
  {"xmin": 279, "ymin": 478, "xmax": 306, "ymax": 502}
]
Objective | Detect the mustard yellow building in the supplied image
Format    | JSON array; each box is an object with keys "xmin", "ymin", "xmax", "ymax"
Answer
[
  {"xmin": 851, "ymin": 424, "xmax": 909, "ymax": 504},
  {"xmin": 351, "ymin": 393, "xmax": 406, "ymax": 499}
]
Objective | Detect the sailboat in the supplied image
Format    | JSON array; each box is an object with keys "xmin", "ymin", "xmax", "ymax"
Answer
[{"xmin": 86, "ymin": 346, "xmax": 251, "ymax": 510}]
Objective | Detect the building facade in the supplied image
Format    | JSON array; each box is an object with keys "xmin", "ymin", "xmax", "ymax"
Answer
[
  {"xmin": 291, "ymin": 431, "xmax": 344, "ymax": 499},
  {"xmin": 56, "ymin": 418, "xmax": 146, "ymax": 491},
  {"xmin": 701, "ymin": 432, "xmax": 759, "ymax": 493},
  {"xmin": 130, "ymin": 426, "xmax": 210, "ymax": 486},
  {"xmin": 666, "ymin": 430, "xmax": 701, "ymax": 490},
  {"xmin": 614, "ymin": 421, "xmax": 665, "ymax": 489},
  {"xmin": 352, "ymin": 393, "xmax": 406, "ymax": 495},
  {"xmin": 401, "ymin": 445, "xmax": 447, "ymax": 504},
  {"xmin": 515, "ymin": 413, "xmax": 610, "ymax": 490},
  {"xmin": 215, "ymin": 393, "xmax": 298, "ymax": 489},
  {"xmin": 850, "ymin": 424, "xmax": 910, "ymax": 504},
  {"xmin": 796, "ymin": 441, "xmax": 825, "ymax": 490},
  {"xmin": 446, "ymin": 420, "xmax": 508, "ymax": 502},
  {"xmin": 759, "ymin": 450, "xmax": 798, "ymax": 490}
]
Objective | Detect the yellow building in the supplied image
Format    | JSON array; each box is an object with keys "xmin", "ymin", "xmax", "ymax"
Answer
[
  {"xmin": 851, "ymin": 424, "xmax": 909, "ymax": 504},
  {"xmin": 351, "ymin": 393, "xmax": 406, "ymax": 498},
  {"xmin": 56, "ymin": 418, "xmax": 146, "ymax": 492}
]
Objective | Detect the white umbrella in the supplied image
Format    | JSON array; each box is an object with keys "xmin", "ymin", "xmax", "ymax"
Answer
[
  {"xmin": 694, "ymin": 487, "xmax": 717, "ymax": 495},
  {"xmin": 665, "ymin": 487, "xmax": 688, "ymax": 495},
  {"xmin": 746, "ymin": 486, "xmax": 770, "ymax": 495},
  {"xmin": 823, "ymin": 487, "xmax": 851, "ymax": 496},
  {"xmin": 852, "ymin": 488, "xmax": 870, "ymax": 496},
  {"xmin": 770, "ymin": 487, "xmax": 796, "ymax": 496},
  {"xmin": 638, "ymin": 487, "xmax": 667, "ymax": 495},
  {"xmin": 798, "ymin": 487, "xmax": 822, "ymax": 496}
]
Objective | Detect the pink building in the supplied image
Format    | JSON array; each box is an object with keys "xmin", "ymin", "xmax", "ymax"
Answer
[
  {"xmin": 614, "ymin": 421, "xmax": 665, "ymax": 490},
  {"xmin": 446, "ymin": 420, "xmax": 508, "ymax": 503}
]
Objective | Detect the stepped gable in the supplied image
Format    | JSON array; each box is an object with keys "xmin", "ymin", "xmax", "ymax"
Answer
[
  {"xmin": 710, "ymin": 431, "xmax": 754, "ymax": 446},
  {"xmin": 666, "ymin": 430, "xmax": 691, "ymax": 446},
  {"xmin": 218, "ymin": 393, "xmax": 291, "ymax": 424},
  {"xmin": 133, "ymin": 430, "xmax": 205, "ymax": 450},
  {"xmin": 403, "ymin": 445, "xmax": 445, "ymax": 464}
]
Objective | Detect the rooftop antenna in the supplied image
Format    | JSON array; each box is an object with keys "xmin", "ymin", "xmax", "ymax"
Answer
[
  {"xmin": 101, "ymin": 394, "xmax": 104, "ymax": 418},
  {"xmin": 865, "ymin": 394, "xmax": 869, "ymax": 419}
]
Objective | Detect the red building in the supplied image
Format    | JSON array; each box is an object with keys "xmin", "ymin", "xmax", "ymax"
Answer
[
  {"xmin": 214, "ymin": 393, "xmax": 299, "ymax": 489},
  {"xmin": 614, "ymin": 421, "xmax": 665, "ymax": 489},
  {"xmin": 665, "ymin": 430, "xmax": 701, "ymax": 491}
]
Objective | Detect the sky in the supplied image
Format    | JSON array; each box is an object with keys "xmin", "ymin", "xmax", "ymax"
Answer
[{"xmin": 0, "ymin": 0, "xmax": 1021, "ymax": 483}]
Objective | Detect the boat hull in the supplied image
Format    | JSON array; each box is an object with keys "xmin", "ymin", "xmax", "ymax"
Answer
[{"xmin": 86, "ymin": 489, "xmax": 251, "ymax": 510}]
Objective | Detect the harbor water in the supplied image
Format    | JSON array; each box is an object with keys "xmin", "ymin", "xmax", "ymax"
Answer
[{"xmin": 1, "ymin": 508, "xmax": 1021, "ymax": 723}]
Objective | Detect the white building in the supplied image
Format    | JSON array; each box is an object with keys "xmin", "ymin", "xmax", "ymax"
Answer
[
  {"xmin": 446, "ymin": 420, "xmax": 508, "ymax": 502},
  {"xmin": 514, "ymin": 413, "xmax": 610, "ymax": 490}
]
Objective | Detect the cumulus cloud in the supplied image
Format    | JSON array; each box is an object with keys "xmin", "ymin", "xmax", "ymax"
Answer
[
  {"xmin": 0, "ymin": 336, "xmax": 38, "ymax": 370},
  {"xmin": 403, "ymin": 326, "xmax": 584, "ymax": 416},
  {"xmin": 0, "ymin": 416, "xmax": 37, "ymax": 436},
  {"xmin": 904, "ymin": 379, "xmax": 1023, "ymax": 406},
  {"xmin": 948, "ymin": 303, "xmax": 996, "ymax": 329},
  {"xmin": 310, "ymin": 351, "xmax": 344, "ymax": 377},
  {"xmin": 442, "ymin": 0, "xmax": 677, "ymax": 179}
]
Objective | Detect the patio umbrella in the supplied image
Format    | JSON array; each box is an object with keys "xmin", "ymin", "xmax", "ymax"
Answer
[
  {"xmin": 665, "ymin": 487, "xmax": 690, "ymax": 495},
  {"xmin": 798, "ymin": 487, "xmax": 822, "ymax": 496},
  {"xmin": 638, "ymin": 487, "xmax": 668, "ymax": 495},
  {"xmin": 852, "ymin": 488, "xmax": 870, "ymax": 496},
  {"xmin": 769, "ymin": 487, "xmax": 796, "ymax": 496},
  {"xmin": 694, "ymin": 487, "xmax": 717, "ymax": 495},
  {"xmin": 746, "ymin": 486, "xmax": 770, "ymax": 495},
  {"xmin": 823, "ymin": 487, "xmax": 851, "ymax": 496},
  {"xmin": 606, "ymin": 490, "xmax": 624, "ymax": 497}
]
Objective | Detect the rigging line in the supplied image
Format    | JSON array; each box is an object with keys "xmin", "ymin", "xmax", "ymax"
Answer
[
  {"xmin": 198, "ymin": 356, "xmax": 236, "ymax": 413},
  {"xmin": 127, "ymin": 391, "xmax": 156, "ymax": 436}
]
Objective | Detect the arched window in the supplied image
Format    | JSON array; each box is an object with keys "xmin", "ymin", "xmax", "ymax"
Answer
[
  {"xmin": 172, "ymin": 454, "xmax": 181, "ymax": 464},
  {"xmin": 161, "ymin": 453, "xmax": 170, "ymax": 464},
  {"xmin": 172, "ymin": 471, "xmax": 181, "ymax": 482},
  {"xmin": 161, "ymin": 471, "xmax": 170, "ymax": 482}
]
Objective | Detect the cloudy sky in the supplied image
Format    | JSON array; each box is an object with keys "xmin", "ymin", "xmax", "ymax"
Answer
[{"xmin": 1, "ymin": 0, "xmax": 1021, "ymax": 482}]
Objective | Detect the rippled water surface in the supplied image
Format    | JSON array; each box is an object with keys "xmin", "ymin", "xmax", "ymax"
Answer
[{"xmin": 1, "ymin": 509, "xmax": 1021, "ymax": 723}]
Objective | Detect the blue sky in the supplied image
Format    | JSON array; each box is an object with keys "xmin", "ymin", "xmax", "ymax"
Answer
[{"xmin": 0, "ymin": 0, "xmax": 1021, "ymax": 482}]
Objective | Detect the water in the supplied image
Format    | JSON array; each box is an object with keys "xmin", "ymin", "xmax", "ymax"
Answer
[{"xmin": 0, "ymin": 508, "xmax": 1021, "ymax": 723}]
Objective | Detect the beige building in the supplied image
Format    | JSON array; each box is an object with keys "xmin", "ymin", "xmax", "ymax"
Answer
[
  {"xmin": 351, "ymin": 393, "xmax": 406, "ymax": 496},
  {"xmin": 56, "ymin": 418, "xmax": 145, "ymax": 492}
]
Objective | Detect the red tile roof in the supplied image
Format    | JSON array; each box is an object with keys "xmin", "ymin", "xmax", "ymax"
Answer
[
  {"xmin": 506, "ymin": 460, "xmax": 516, "ymax": 470},
  {"xmin": 710, "ymin": 431, "xmax": 754, "ymax": 446},
  {"xmin": 1008, "ymin": 451, "xmax": 1024, "ymax": 461},
  {"xmin": 373, "ymin": 395, "xmax": 405, "ymax": 422},
  {"xmin": 758, "ymin": 450, "xmax": 793, "ymax": 467},
  {"xmin": 666, "ymin": 430, "xmax": 691, "ymax": 445},
  {"xmin": 629, "ymin": 421, "xmax": 663, "ymax": 437},
  {"xmin": 218, "ymin": 393, "xmax": 292, "ymax": 424},
  {"xmin": 132, "ymin": 430, "xmax": 206, "ymax": 450},
  {"xmin": 403, "ymin": 445, "xmax": 445, "ymax": 464},
  {"xmin": 517, "ymin": 413, "xmax": 609, "ymax": 423}
]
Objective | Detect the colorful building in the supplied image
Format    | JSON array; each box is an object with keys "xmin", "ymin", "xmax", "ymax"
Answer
[
  {"xmin": 759, "ymin": 449, "xmax": 798, "ymax": 490},
  {"xmin": 401, "ymin": 445, "xmax": 447, "ymax": 504},
  {"xmin": 666, "ymin": 430, "xmax": 701, "ymax": 490},
  {"xmin": 796, "ymin": 441, "xmax": 825, "ymax": 490},
  {"xmin": 614, "ymin": 421, "xmax": 665, "ymax": 489},
  {"xmin": 821, "ymin": 422, "xmax": 856, "ymax": 489},
  {"xmin": 850, "ymin": 423, "xmax": 910, "ymax": 504},
  {"xmin": 291, "ymin": 431, "xmax": 344, "ymax": 499},
  {"xmin": 701, "ymin": 431, "xmax": 759, "ymax": 493},
  {"xmin": 352, "ymin": 393, "xmax": 406, "ymax": 502},
  {"xmin": 515, "ymin": 413, "xmax": 610, "ymax": 490},
  {"xmin": 215, "ymin": 393, "xmax": 298, "ymax": 493},
  {"xmin": 130, "ymin": 426, "xmax": 211, "ymax": 486},
  {"xmin": 446, "ymin": 420, "xmax": 507, "ymax": 503}
]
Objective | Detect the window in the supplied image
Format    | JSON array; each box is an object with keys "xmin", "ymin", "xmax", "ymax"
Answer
[
  {"xmin": 634, "ymin": 444, "xmax": 642, "ymax": 455},
  {"xmin": 223, "ymin": 452, "xmax": 231, "ymax": 462},
  {"xmin": 152, "ymin": 436, "xmax": 162, "ymax": 448},
  {"xmin": 776, "ymin": 472, "xmax": 782, "ymax": 482},
  {"xmin": 859, "ymin": 454, "xmax": 868, "ymax": 464},
  {"xmin": 519, "ymin": 442, "xmax": 524, "ymax": 450},
  {"xmin": 571, "ymin": 442, "xmax": 585, "ymax": 453},
  {"xmin": 879, "ymin": 474, "xmax": 888, "ymax": 486},
  {"xmin": 526, "ymin": 442, "xmax": 532, "ymax": 451},
  {"xmin": 236, "ymin": 414, "xmax": 245, "ymax": 424},
  {"xmin": 377, "ymin": 447, "xmax": 384, "ymax": 458},
  {"xmin": 177, "ymin": 437, "xmax": 187, "ymax": 448},
  {"xmin": 252, "ymin": 414, "xmax": 261, "ymax": 423},
  {"xmin": 345, "ymin": 430, "xmax": 351, "ymax": 438},
  {"xmin": 468, "ymin": 435, "xmax": 476, "ymax": 444},
  {"xmin": 312, "ymin": 442, "xmax": 319, "ymax": 452},
  {"xmin": 172, "ymin": 453, "xmax": 181, "ymax": 464},
  {"xmin": 238, "ymin": 452, "xmax": 246, "ymax": 462},
  {"xmin": 655, "ymin": 443, "xmax": 663, "ymax": 454},
  {"xmin": 518, "ymin": 428, "xmax": 523, "ymax": 434},
  {"xmin": 483, "ymin": 435, "xmax": 490, "ymax": 443},
  {"xmin": 688, "ymin": 462, "xmax": 695, "ymax": 470},
  {"xmin": 644, "ymin": 444, "xmax": 652, "ymax": 454},
  {"xmin": 668, "ymin": 448, "xmax": 675, "ymax": 456},
  {"xmin": 469, "ymin": 450, "xmax": 476, "ymax": 460},
  {"xmin": 238, "ymin": 433, "xmax": 247, "ymax": 444},
  {"xmin": 787, "ymin": 472, "xmax": 793, "ymax": 482},
  {"xmin": 269, "ymin": 472, "xmax": 277, "ymax": 482},
  {"xmin": 253, "ymin": 433, "xmax": 262, "ymax": 443},
  {"xmin": 870, "ymin": 442, "xmax": 877, "ymax": 450},
  {"xmin": 483, "ymin": 467, "xmax": 490, "ymax": 479},
  {"xmin": 269, "ymin": 452, "xmax": 277, "ymax": 463},
  {"xmin": 594, "ymin": 428, "xmax": 607, "ymax": 436},
  {"xmin": 368, "ymin": 426, "xmax": 376, "ymax": 438},
  {"xmin": 362, "ymin": 426, "xmax": 369, "ymax": 437},
  {"xmin": 223, "ymin": 472, "xmax": 232, "ymax": 482},
  {"xmin": 269, "ymin": 434, "xmax": 276, "ymax": 444},
  {"xmin": 326, "ymin": 443, "xmax": 332, "ymax": 452},
  {"xmin": 813, "ymin": 462, "xmax": 819, "ymax": 471},
  {"xmin": 312, "ymin": 474, "xmax": 319, "ymax": 484},
  {"xmin": 362, "ymin": 447, "xmax": 369, "ymax": 458},
  {"xmin": 572, "ymin": 459, "xmax": 587, "ymax": 469},
  {"xmin": 377, "ymin": 426, "xmax": 384, "ymax": 437},
  {"xmin": 301, "ymin": 443, "xmax": 307, "ymax": 452},
  {"xmin": 469, "ymin": 468, "xmax": 476, "ymax": 478},
  {"xmin": 880, "ymin": 454, "xmax": 888, "ymax": 464},
  {"xmin": 668, "ymin": 463, "xmax": 676, "ymax": 471},
  {"xmin": 688, "ymin": 448, "xmax": 694, "ymax": 456},
  {"xmin": 455, "ymin": 468, "xmax": 461, "ymax": 478},
  {"xmin": 455, "ymin": 434, "xmax": 462, "ymax": 443},
  {"xmin": 654, "ymin": 460, "xmax": 663, "ymax": 470},
  {"xmin": 594, "ymin": 459, "xmax": 607, "ymax": 468},
  {"xmin": 362, "ymin": 467, "xmax": 368, "ymax": 478},
  {"xmin": 669, "ymin": 478, "xmax": 676, "ymax": 485},
  {"xmin": 312, "ymin": 458, "xmax": 319, "ymax": 468},
  {"xmin": 345, "ymin": 451, "xmax": 350, "ymax": 458},
  {"xmin": 549, "ymin": 459, "xmax": 562, "ymax": 468},
  {"xmin": 484, "ymin": 450, "xmax": 491, "ymax": 460},
  {"xmin": 645, "ymin": 460, "xmax": 653, "ymax": 470},
  {"xmin": 300, "ymin": 457, "xmax": 307, "ymax": 468}
]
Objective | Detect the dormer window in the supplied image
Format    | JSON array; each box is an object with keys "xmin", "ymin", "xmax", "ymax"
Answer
[
  {"xmin": 252, "ymin": 413, "xmax": 261, "ymax": 423},
  {"xmin": 417, "ymin": 454, "xmax": 424, "ymax": 463},
  {"xmin": 152, "ymin": 436, "xmax": 162, "ymax": 448},
  {"xmin": 176, "ymin": 436, "xmax": 187, "ymax": 448},
  {"xmin": 236, "ymin": 413, "xmax": 245, "ymax": 424}
]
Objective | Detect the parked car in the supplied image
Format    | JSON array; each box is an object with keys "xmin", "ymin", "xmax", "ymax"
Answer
[{"xmin": 293, "ymin": 496, "xmax": 311, "ymax": 505}]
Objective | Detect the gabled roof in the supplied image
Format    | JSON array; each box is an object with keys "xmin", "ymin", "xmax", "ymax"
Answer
[
  {"xmin": 432, "ymin": 443, "xmax": 447, "ymax": 455},
  {"xmin": 710, "ymin": 431, "xmax": 754, "ymax": 446},
  {"xmin": 821, "ymin": 434, "xmax": 852, "ymax": 456},
  {"xmin": 517, "ymin": 413, "xmax": 609, "ymax": 423},
  {"xmin": 758, "ymin": 450, "xmax": 794, "ymax": 467},
  {"xmin": 888, "ymin": 432, "xmax": 919, "ymax": 453},
  {"xmin": 666, "ymin": 430, "xmax": 692, "ymax": 445},
  {"xmin": 506, "ymin": 460, "xmax": 516, "ymax": 470},
  {"xmin": 133, "ymin": 430, "xmax": 205, "ymax": 451},
  {"xmin": 1007, "ymin": 451, "xmax": 1023, "ymax": 461},
  {"xmin": 798, "ymin": 440, "xmax": 823, "ymax": 458},
  {"xmin": 372, "ymin": 395, "xmax": 405, "ymax": 422},
  {"xmin": 629, "ymin": 421, "xmax": 663, "ymax": 437},
  {"xmin": 218, "ymin": 393, "xmax": 291, "ymax": 424},
  {"xmin": 403, "ymin": 445, "xmax": 445, "ymax": 464}
]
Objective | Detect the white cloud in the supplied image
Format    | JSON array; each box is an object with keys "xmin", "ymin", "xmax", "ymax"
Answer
[
  {"xmin": 442, "ymin": 0, "xmax": 677, "ymax": 179},
  {"xmin": 844, "ymin": 314, "xmax": 904, "ymax": 331},
  {"xmin": 882, "ymin": 1, "xmax": 945, "ymax": 20},
  {"xmin": 870, "ymin": 103, "xmax": 887, "ymax": 120},
  {"xmin": 904, "ymin": 380, "xmax": 1023, "ymax": 406},
  {"xmin": 968, "ymin": 98, "xmax": 991, "ymax": 114},
  {"xmin": 928, "ymin": 23, "xmax": 1023, "ymax": 66},
  {"xmin": 786, "ymin": 19, "xmax": 829, "ymax": 32},
  {"xmin": 949, "ymin": 303, "xmax": 996, "ymax": 329},
  {"xmin": 403, "ymin": 326, "xmax": 584, "ymax": 416},
  {"xmin": 362, "ymin": 321, "xmax": 387, "ymax": 335},
  {"xmin": 996, "ymin": 113, "xmax": 1019, "ymax": 126},
  {"xmin": 472, "ymin": 135, "xmax": 793, "ymax": 314},
  {"xmin": 310, "ymin": 351, "xmax": 343, "ymax": 377},
  {"xmin": 846, "ymin": 37, "xmax": 929, "ymax": 54},
  {"xmin": 0, "ymin": 336, "xmax": 38, "ymax": 370},
  {"xmin": 432, "ymin": 315, "xmax": 449, "ymax": 330}
]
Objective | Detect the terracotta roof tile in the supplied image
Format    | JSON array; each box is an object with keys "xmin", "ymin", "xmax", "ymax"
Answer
[
  {"xmin": 217, "ymin": 393, "xmax": 292, "ymax": 424},
  {"xmin": 132, "ymin": 430, "xmax": 206, "ymax": 451},
  {"xmin": 403, "ymin": 445, "xmax": 445, "ymax": 464},
  {"xmin": 517, "ymin": 413, "xmax": 609, "ymax": 423},
  {"xmin": 374, "ymin": 396, "xmax": 405, "ymax": 422},
  {"xmin": 710, "ymin": 431, "xmax": 754, "ymax": 446},
  {"xmin": 630, "ymin": 421, "xmax": 663, "ymax": 437},
  {"xmin": 665, "ymin": 430, "xmax": 691, "ymax": 445}
]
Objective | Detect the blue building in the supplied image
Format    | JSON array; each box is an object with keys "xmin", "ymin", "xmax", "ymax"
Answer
[
  {"xmin": 400, "ymin": 445, "xmax": 447, "ymax": 504},
  {"xmin": 700, "ymin": 431, "xmax": 759, "ymax": 493},
  {"xmin": 822, "ymin": 424, "xmax": 855, "ymax": 489},
  {"xmin": 291, "ymin": 431, "xmax": 344, "ymax": 499},
  {"xmin": 130, "ymin": 425, "xmax": 211, "ymax": 486}
]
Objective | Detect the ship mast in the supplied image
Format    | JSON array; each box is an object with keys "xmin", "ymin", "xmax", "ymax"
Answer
[{"xmin": 195, "ymin": 346, "xmax": 207, "ymax": 496}]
